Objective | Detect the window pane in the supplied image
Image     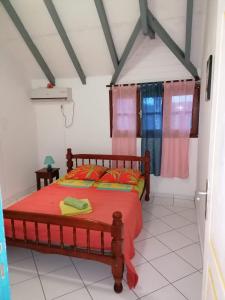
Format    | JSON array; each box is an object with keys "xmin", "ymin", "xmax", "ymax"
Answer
[
  {"xmin": 142, "ymin": 97, "xmax": 162, "ymax": 132},
  {"xmin": 171, "ymin": 95, "xmax": 193, "ymax": 131},
  {"xmin": 117, "ymin": 115, "xmax": 136, "ymax": 131},
  {"xmin": 114, "ymin": 97, "xmax": 137, "ymax": 131}
]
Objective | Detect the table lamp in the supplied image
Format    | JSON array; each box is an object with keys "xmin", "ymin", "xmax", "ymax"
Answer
[{"xmin": 44, "ymin": 156, "xmax": 55, "ymax": 172}]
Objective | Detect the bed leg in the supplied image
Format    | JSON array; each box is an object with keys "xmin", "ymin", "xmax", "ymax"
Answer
[
  {"xmin": 111, "ymin": 211, "xmax": 124, "ymax": 293},
  {"xmin": 145, "ymin": 192, "xmax": 150, "ymax": 201},
  {"xmin": 112, "ymin": 257, "xmax": 124, "ymax": 293}
]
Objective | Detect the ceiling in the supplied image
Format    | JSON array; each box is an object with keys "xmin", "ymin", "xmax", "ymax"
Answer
[{"xmin": 0, "ymin": 0, "xmax": 207, "ymax": 83}]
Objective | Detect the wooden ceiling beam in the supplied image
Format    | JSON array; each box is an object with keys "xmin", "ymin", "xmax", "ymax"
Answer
[
  {"xmin": 185, "ymin": 0, "xmax": 193, "ymax": 61},
  {"xmin": 139, "ymin": 0, "xmax": 155, "ymax": 39},
  {"xmin": 44, "ymin": 0, "xmax": 86, "ymax": 84},
  {"xmin": 0, "ymin": 0, "xmax": 55, "ymax": 85},
  {"xmin": 94, "ymin": 0, "xmax": 119, "ymax": 70},
  {"xmin": 111, "ymin": 18, "xmax": 141, "ymax": 84},
  {"xmin": 148, "ymin": 10, "xmax": 199, "ymax": 78}
]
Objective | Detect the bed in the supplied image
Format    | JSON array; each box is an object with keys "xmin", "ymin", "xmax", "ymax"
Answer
[{"xmin": 3, "ymin": 148, "xmax": 150, "ymax": 293}]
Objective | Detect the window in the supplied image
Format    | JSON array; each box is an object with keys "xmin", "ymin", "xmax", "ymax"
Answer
[
  {"xmin": 109, "ymin": 83, "xmax": 200, "ymax": 138},
  {"xmin": 109, "ymin": 88, "xmax": 141, "ymax": 137}
]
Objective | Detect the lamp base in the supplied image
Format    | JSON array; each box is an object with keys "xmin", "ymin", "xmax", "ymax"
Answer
[{"xmin": 47, "ymin": 165, "xmax": 52, "ymax": 172}]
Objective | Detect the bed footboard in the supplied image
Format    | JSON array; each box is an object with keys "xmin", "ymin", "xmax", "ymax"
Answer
[{"xmin": 3, "ymin": 209, "xmax": 124, "ymax": 293}]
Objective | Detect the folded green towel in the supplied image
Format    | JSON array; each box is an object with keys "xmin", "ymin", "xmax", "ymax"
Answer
[
  {"xmin": 64, "ymin": 197, "xmax": 88, "ymax": 210},
  {"xmin": 60, "ymin": 200, "xmax": 92, "ymax": 216}
]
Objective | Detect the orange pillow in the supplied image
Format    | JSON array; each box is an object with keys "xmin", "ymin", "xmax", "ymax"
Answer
[
  {"xmin": 98, "ymin": 168, "xmax": 141, "ymax": 185},
  {"xmin": 65, "ymin": 165, "xmax": 108, "ymax": 181}
]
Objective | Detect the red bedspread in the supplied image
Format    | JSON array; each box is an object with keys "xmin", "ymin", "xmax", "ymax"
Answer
[{"xmin": 4, "ymin": 183, "xmax": 142, "ymax": 288}]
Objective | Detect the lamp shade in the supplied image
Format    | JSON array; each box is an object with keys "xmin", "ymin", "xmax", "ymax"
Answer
[{"xmin": 44, "ymin": 156, "xmax": 55, "ymax": 166}]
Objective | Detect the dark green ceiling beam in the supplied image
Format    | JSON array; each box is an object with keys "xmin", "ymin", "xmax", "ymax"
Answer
[
  {"xmin": 43, "ymin": 0, "xmax": 86, "ymax": 84},
  {"xmin": 185, "ymin": 0, "xmax": 193, "ymax": 61},
  {"xmin": 94, "ymin": 0, "xmax": 118, "ymax": 70},
  {"xmin": 139, "ymin": 0, "xmax": 155, "ymax": 39},
  {"xmin": 111, "ymin": 18, "xmax": 141, "ymax": 84},
  {"xmin": 147, "ymin": 10, "xmax": 199, "ymax": 78},
  {"xmin": 0, "ymin": 0, "xmax": 55, "ymax": 84}
]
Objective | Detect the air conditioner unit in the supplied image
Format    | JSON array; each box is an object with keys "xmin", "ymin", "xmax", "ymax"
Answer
[{"xmin": 30, "ymin": 87, "xmax": 72, "ymax": 101}]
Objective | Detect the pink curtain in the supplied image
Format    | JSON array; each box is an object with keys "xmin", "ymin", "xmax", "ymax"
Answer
[
  {"xmin": 112, "ymin": 85, "xmax": 137, "ymax": 162},
  {"xmin": 161, "ymin": 81, "xmax": 195, "ymax": 178}
]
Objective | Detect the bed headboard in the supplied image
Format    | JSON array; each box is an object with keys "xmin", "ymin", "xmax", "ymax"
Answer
[{"xmin": 66, "ymin": 148, "xmax": 150, "ymax": 201}]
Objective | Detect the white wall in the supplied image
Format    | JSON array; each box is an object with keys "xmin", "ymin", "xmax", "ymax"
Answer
[
  {"xmin": 33, "ymin": 76, "xmax": 198, "ymax": 198},
  {"xmin": 0, "ymin": 49, "xmax": 38, "ymax": 206}
]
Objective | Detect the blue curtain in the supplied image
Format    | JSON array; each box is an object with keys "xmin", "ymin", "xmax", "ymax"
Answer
[{"xmin": 141, "ymin": 83, "xmax": 163, "ymax": 176}]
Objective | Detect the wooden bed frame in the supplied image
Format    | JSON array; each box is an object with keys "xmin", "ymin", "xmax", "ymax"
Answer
[{"xmin": 3, "ymin": 149, "xmax": 150, "ymax": 293}]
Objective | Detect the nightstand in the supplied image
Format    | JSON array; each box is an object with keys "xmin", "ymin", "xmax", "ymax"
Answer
[{"xmin": 35, "ymin": 168, "xmax": 60, "ymax": 191}]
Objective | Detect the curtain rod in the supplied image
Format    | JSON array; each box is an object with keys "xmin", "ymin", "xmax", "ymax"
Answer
[{"xmin": 106, "ymin": 78, "xmax": 200, "ymax": 88}]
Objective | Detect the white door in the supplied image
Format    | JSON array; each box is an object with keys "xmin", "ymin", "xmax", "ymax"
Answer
[
  {"xmin": 196, "ymin": 0, "xmax": 217, "ymax": 251},
  {"xmin": 202, "ymin": 1, "xmax": 225, "ymax": 299}
]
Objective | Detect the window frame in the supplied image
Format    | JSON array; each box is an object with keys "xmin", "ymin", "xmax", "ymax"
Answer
[{"xmin": 109, "ymin": 83, "xmax": 200, "ymax": 138}]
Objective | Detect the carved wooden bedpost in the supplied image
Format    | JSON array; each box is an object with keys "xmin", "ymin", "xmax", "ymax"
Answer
[
  {"xmin": 144, "ymin": 150, "xmax": 150, "ymax": 201},
  {"xmin": 66, "ymin": 148, "xmax": 73, "ymax": 172},
  {"xmin": 111, "ymin": 211, "xmax": 124, "ymax": 293}
]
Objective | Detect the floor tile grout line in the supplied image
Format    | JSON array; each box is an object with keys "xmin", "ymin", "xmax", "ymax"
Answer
[
  {"xmin": 135, "ymin": 236, "xmax": 201, "ymax": 274},
  {"xmin": 135, "ymin": 227, "xmax": 196, "ymax": 249},
  {"xmin": 10, "ymin": 274, "xmax": 38, "ymax": 287},
  {"xmin": 135, "ymin": 222, "xmax": 199, "ymax": 245},
  {"xmin": 157, "ymin": 213, "xmax": 194, "ymax": 229},
  {"xmin": 31, "ymin": 250, "xmax": 47, "ymax": 300},
  {"xmin": 51, "ymin": 285, "xmax": 87, "ymax": 300},
  {"xmin": 153, "ymin": 236, "xmax": 201, "ymax": 269},
  {"xmin": 32, "ymin": 254, "xmax": 75, "ymax": 277},
  {"xmin": 173, "ymin": 227, "xmax": 199, "ymax": 243},
  {"xmin": 124, "ymin": 280, "xmax": 140, "ymax": 299},
  {"xmin": 143, "ymin": 208, "xmax": 175, "ymax": 218},
  {"xmin": 142, "ymin": 210, "xmax": 196, "ymax": 234},
  {"xmin": 142, "ymin": 197, "xmax": 195, "ymax": 208},
  {"xmin": 135, "ymin": 283, "xmax": 172, "ymax": 299},
  {"xmin": 69, "ymin": 257, "xmax": 94, "ymax": 300},
  {"xmin": 132, "ymin": 261, "xmax": 192, "ymax": 300},
  {"xmin": 171, "ymin": 269, "xmax": 200, "ymax": 286},
  {"xmin": 176, "ymin": 209, "xmax": 197, "ymax": 222},
  {"xmin": 175, "ymin": 225, "xmax": 199, "ymax": 236},
  {"xmin": 139, "ymin": 228, "xmax": 174, "ymax": 239},
  {"xmin": 7, "ymin": 249, "xmax": 33, "ymax": 266},
  {"xmin": 124, "ymin": 267, "xmax": 170, "ymax": 300},
  {"xmin": 155, "ymin": 225, "xmax": 195, "ymax": 241},
  {"xmin": 146, "ymin": 215, "xmax": 175, "ymax": 227},
  {"xmin": 170, "ymin": 283, "xmax": 190, "ymax": 300},
  {"xmin": 146, "ymin": 229, "xmax": 194, "ymax": 250},
  {"xmin": 134, "ymin": 261, "xmax": 171, "ymax": 298},
  {"xmin": 142, "ymin": 203, "xmax": 195, "ymax": 215},
  {"xmin": 155, "ymin": 234, "xmax": 198, "ymax": 252},
  {"xmin": 84, "ymin": 274, "xmax": 112, "ymax": 288},
  {"xmin": 174, "ymin": 249, "xmax": 203, "ymax": 272},
  {"xmin": 69, "ymin": 258, "xmax": 119, "ymax": 289},
  {"xmin": 149, "ymin": 259, "xmax": 199, "ymax": 284},
  {"xmin": 136, "ymin": 284, "xmax": 172, "ymax": 300}
]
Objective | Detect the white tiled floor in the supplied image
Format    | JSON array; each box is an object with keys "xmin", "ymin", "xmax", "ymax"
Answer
[{"xmin": 8, "ymin": 196, "xmax": 203, "ymax": 300}]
